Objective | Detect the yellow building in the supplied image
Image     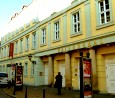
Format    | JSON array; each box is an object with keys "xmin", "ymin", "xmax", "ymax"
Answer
[{"xmin": 0, "ymin": 0, "xmax": 115, "ymax": 94}]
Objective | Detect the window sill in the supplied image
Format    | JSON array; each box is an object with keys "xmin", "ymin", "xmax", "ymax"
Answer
[
  {"xmin": 40, "ymin": 43, "xmax": 46, "ymax": 47},
  {"xmin": 15, "ymin": 53, "xmax": 18, "ymax": 55},
  {"xmin": 30, "ymin": 75, "xmax": 34, "ymax": 78},
  {"xmin": 52, "ymin": 38, "xmax": 61, "ymax": 43},
  {"xmin": 19, "ymin": 51, "xmax": 23, "ymax": 54},
  {"xmin": 96, "ymin": 21, "xmax": 114, "ymax": 30},
  {"xmin": 70, "ymin": 32, "xmax": 82, "ymax": 38},
  {"xmin": 32, "ymin": 47, "xmax": 36, "ymax": 50},
  {"xmin": 24, "ymin": 75, "xmax": 28, "ymax": 77},
  {"xmin": 25, "ymin": 50, "xmax": 29, "ymax": 52}
]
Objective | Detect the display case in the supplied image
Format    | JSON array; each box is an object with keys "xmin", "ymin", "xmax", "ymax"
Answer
[
  {"xmin": 83, "ymin": 58, "xmax": 93, "ymax": 98},
  {"xmin": 16, "ymin": 66, "xmax": 23, "ymax": 90}
]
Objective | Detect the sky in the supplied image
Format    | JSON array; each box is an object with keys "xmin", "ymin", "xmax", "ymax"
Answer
[{"xmin": 0, "ymin": 0, "xmax": 73, "ymax": 40}]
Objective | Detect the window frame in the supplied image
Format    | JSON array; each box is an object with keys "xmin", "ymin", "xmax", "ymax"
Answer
[
  {"xmin": 20, "ymin": 39, "xmax": 23, "ymax": 53},
  {"xmin": 26, "ymin": 36, "xmax": 29, "ymax": 51},
  {"xmin": 15, "ymin": 41, "xmax": 18, "ymax": 54},
  {"xmin": 70, "ymin": 9, "xmax": 82, "ymax": 37},
  {"xmin": 32, "ymin": 32, "xmax": 36, "ymax": 49},
  {"xmin": 96, "ymin": 0, "xmax": 113, "ymax": 29},
  {"xmin": 54, "ymin": 21, "xmax": 60, "ymax": 40},
  {"xmin": 24, "ymin": 63, "xmax": 28, "ymax": 76},
  {"xmin": 31, "ymin": 64, "xmax": 35, "ymax": 76},
  {"xmin": 41, "ymin": 28, "xmax": 46, "ymax": 45}
]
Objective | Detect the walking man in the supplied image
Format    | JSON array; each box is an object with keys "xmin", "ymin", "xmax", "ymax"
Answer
[{"xmin": 55, "ymin": 72, "xmax": 62, "ymax": 95}]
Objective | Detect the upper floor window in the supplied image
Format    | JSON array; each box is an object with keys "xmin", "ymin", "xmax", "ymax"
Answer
[
  {"xmin": 99, "ymin": 0, "xmax": 110, "ymax": 24},
  {"xmin": 32, "ymin": 33, "xmax": 36, "ymax": 49},
  {"xmin": 72, "ymin": 11, "xmax": 80, "ymax": 34},
  {"xmin": 54, "ymin": 21, "xmax": 60, "ymax": 40},
  {"xmin": 41, "ymin": 28, "xmax": 46, "ymax": 44},
  {"xmin": 15, "ymin": 41, "xmax": 18, "ymax": 54},
  {"xmin": 24, "ymin": 63, "xmax": 28, "ymax": 75},
  {"xmin": 20, "ymin": 39, "xmax": 23, "ymax": 53},
  {"xmin": 4, "ymin": 47, "xmax": 6, "ymax": 58},
  {"xmin": 31, "ymin": 64, "xmax": 35, "ymax": 75},
  {"xmin": 7, "ymin": 46, "xmax": 9, "ymax": 57},
  {"xmin": 1, "ymin": 48, "xmax": 3, "ymax": 58},
  {"xmin": 26, "ymin": 36, "xmax": 29, "ymax": 51}
]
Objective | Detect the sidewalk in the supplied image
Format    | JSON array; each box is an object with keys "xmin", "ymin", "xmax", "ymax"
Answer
[
  {"xmin": 2, "ymin": 86, "xmax": 79, "ymax": 98},
  {"xmin": 2, "ymin": 86, "xmax": 115, "ymax": 98}
]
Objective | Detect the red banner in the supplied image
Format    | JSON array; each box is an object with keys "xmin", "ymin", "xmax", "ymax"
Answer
[
  {"xmin": 9, "ymin": 43, "xmax": 14, "ymax": 58},
  {"xmin": 83, "ymin": 59, "xmax": 91, "ymax": 77}
]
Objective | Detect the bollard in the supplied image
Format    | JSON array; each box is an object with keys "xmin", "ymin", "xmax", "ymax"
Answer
[
  {"xmin": 25, "ymin": 86, "xmax": 27, "ymax": 98},
  {"xmin": 43, "ymin": 88, "xmax": 45, "ymax": 98},
  {"xmin": 13, "ymin": 85, "xmax": 15, "ymax": 95}
]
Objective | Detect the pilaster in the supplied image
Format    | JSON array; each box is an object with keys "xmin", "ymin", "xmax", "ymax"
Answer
[{"xmin": 65, "ymin": 53, "xmax": 72, "ymax": 89}]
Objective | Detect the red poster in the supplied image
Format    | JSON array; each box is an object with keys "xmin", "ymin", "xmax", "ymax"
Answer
[
  {"xmin": 9, "ymin": 43, "xmax": 14, "ymax": 58},
  {"xmin": 83, "ymin": 59, "xmax": 91, "ymax": 77}
]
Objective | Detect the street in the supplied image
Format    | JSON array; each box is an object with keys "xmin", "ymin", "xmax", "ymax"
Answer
[{"xmin": 0, "ymin": 89, "xmax": 12, "ymax": 98}]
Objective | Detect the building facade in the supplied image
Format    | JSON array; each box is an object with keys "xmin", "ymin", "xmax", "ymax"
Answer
[{"xmin": 0, "ymin": 0, "xmax": 115, "ymax": 94}]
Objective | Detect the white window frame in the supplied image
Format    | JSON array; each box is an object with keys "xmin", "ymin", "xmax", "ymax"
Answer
[
  {"xmin": 7, "ymin": 45, "xmax": 9, "ymax": 57},
  {"xmin": 15, "ymin": 41, "xmax": 18, "ymax": 54},
  {"xmin": 32, "ymin": 33, "xmax": 36, "ymax": 49},
  {"xmin": 20, "ymin": 39, "xmax": 23, "ymax": 53},
  {"xmin": 1, "ymin": 48, "xmax": 3, "ymax": 58},
  {"xmin": 72, "ymin": 11, "xmax": 80, "ymax": 34},
  {"xmin": 4, "ymin": 47, "xmax": 6, "ymax": 58},
  {"xmin": 26, "ymin": 36, "xmax": 29, "ymax": 51},
  {"xmin": 24, "ymin": 63, "xmax": 28, "ymax": 76},
  {"xmin": 98, "ymin": 0, "xmax": 110, "ymax": 25},
  {"xmin": 54, "ymin": 21, "xmax": 60, "ymax": 40},
  {"xmin": 31, "ymin": 64, "xmax": 35, "ymax": 76},
  {"xmin": 41, "ymin": 28, "xmax": 46, "ymax": 44}
]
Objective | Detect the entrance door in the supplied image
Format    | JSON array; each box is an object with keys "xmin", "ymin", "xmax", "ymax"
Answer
[
  {"xmin": 44, "ymin": 62, "xmax": 48, "ymax": 85},
  {"xmin": 105, "ymin": 54, "xmax": 115, "ymax": 93},
  {"xmin": 59, "ymin": 66, "xmax": 65, "ymax": 87}
]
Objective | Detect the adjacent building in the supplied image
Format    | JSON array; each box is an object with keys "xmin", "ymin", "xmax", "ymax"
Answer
[{"xmin": 0, "ymin": 0, "xmax": 115, "ymax": 94}]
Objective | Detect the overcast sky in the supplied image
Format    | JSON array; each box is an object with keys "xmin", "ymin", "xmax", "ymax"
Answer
[{"xmin": 0, "ymin": 0, "xmax": 73, "ymax": 40}]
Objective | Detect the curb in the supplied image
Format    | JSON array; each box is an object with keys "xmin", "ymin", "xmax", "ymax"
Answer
[{"xmin": 1, "ymin": 89, "xmax": 16, "ymax": 98}]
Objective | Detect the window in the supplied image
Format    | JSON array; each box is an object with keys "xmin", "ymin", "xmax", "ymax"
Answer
[
  {"xmin": 1, "ymin": 48, "xmax": 3, "ymax": 58},
  {"xmin": 20, "ymin": 39, "xmax": 23, "ymax": 53},
  {"xmin": 15, "ymin": 41, "xmax": 18, "ymax": 54},
  {"xmin": 41, "ymin": 28, "xmax": 46, "ymax": 44},
  {"xmin": 32, "ymin": 33, "xmax": 36, "ymax": 49},
  {"xmin": 4, "ymin": 47, "xmax": 6, "ymax": 58},
  {"xmin": 31, "ymin": 64, "xmax": 35, "ymax": 76},
  {"xmin": 7, "ymin": 46, "xmax": 9, "ymax": 57},
  {"xmin": 99, "ymin": 0, "xmax": 110, "ymax": 24},
  {"xmin": 2, "ymin": 65, "xmax": 5, "ymax": 72},
  {"xmin": 26, "ymin": 36, "xmax": 29, "ymax": 51},
  {"xmin": 54, "ymin": 21, "xmax": 60, "ymax": 40},
  {"xmin": 24, "ymin": 63, "xmax": 28, "ymax": 75},
  {"xmin": 72, "ymin": 11, "xmax": 80, "ymax": 34}
]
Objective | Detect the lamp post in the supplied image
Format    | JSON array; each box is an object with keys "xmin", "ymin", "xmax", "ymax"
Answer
[
  {"xmin": 13, "ymin": 63, "xmax": 17, "ymax": 95},
  {"xmin": 79, "ymin": 52, "xmax": 84, "ymax": 98},
  {"xmin": 28, "ymin": 54, "xmax": 32, "ymax": 61},
  {"xmin": 79, "ymin": 52, "xmax": 92, "ymax": 98}
]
